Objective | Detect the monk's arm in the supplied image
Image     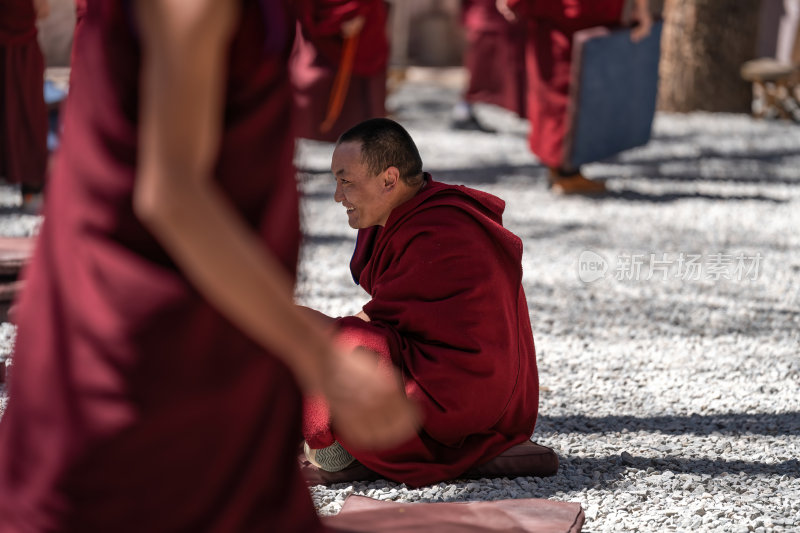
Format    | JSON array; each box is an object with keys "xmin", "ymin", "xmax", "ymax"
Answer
[
  {"xmin": 34, "ymin": 0, "xmax": 50, "ymax": 19},
  {"xmin": 133, "ymin": 0, "xmax": 417, "ymax": 448},
  {"xmin": 630, "ymin": 0, "xmax": 653, "ymax": 42}
]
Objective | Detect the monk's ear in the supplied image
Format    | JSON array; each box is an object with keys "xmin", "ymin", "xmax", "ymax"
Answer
[{"xmin": 383, "ymin": 166, "xmax": 400, "ymax": 189}]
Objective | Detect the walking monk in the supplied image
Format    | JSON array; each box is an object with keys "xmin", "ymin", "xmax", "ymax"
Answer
[
  {"xmin": 452, "ymin": 0, "xmax": 526, "ymax": 131},
  {"xmin": 498, "ymin": 0, "xmax": 653, "ymax": 195},
  {"xmin": 0, "ymin": 2, "xmax": 417, "ymax": 531},
  {"xmin": 0, "ymin": 0, "xmax": 49, "ymax": 209},
  {"xmin": 291, "ymin": 0, "xmax": 389, "ymax": 142},
  {"xmin": 303, "ymin": 118, "xmax": 540, "ymax": 488}
]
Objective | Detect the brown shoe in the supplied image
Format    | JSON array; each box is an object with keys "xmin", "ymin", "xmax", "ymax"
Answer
[{"xmin": 548, "ymin": 168, "xmax": 607, "ymax": 196}]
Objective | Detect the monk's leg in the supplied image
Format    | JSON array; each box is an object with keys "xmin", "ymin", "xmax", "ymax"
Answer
[{"xmin": 0, "ymin": 41, "xmax": 48, "ymax": 198}]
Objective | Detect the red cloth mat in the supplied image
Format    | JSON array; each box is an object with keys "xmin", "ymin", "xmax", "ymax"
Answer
[
  {"xmin": 323, "ymin": 495, "xmax": 585, "ymax": 532},
  {"xmin": 300, "ymin": 441, "xmax": 558, "ymax": 486}
]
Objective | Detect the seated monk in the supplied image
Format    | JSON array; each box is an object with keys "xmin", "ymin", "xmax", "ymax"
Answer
[{"xmin": 303, "ymin": 118, "xmax": 539, "ymax": 488}]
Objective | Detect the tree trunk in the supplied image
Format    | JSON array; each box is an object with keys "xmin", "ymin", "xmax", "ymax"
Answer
[{"xmin": 658, "ymin": 0, "xmax": 761, "ymax": 112}]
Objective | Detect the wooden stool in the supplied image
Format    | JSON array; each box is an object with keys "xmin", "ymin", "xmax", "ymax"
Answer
[{"xmin": 740, "ymin": 58, "xmax": 800, "ymax": 120}]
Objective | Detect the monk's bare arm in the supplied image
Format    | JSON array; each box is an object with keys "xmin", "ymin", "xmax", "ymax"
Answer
[
  {"xmin": 34, "ymin": 0, "xmax": 50, "ymax": 19},
  {"xmin": 630, "ymin": 0, "xmax": 653, "ymax": 42},
  {"xmin": 133, "ymin": 0, "xmax": 417, "ymax": 446}
]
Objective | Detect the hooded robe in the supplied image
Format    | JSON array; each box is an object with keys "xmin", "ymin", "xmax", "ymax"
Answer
[{"xmin": 304, "ymin": 176, "xmax": 539, "ymax": 488}]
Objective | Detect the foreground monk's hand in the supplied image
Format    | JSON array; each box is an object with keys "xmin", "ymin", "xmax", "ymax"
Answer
[{"xmin": 323, "ymin": 348, "xmax": 420, "ymax": 450}]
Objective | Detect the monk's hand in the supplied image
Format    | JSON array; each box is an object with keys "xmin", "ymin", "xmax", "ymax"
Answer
[
  {"xmin": 355, "ymin": 309, "xmax": 371, "ymax": 322},
  {"xmin": 34, "ymin": 0, "xmax": 50, "ymax": 19},
  {"xmin": 630, "ymin": 0, "xmax": 653, "ymax": 43},
  {"xmin": 323, "ymin": 347, "xmax": 420, "ymax": 450},
  {"xmin": 341, "ymin": 15, "xmax": 365, "ymax": 38},
  {"xmin": 496, "ymin": 0, "xmax": 516, "ymax": 22}
]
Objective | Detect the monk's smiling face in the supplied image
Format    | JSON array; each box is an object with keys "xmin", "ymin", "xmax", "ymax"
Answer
[{"xmin": 331, "ymin": 141, "xmax": 397, "ymax": 229}]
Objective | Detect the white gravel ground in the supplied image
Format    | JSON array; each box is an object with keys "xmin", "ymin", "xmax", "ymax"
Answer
[{"xmin": 2, "ymin": 72, "xmax": 799, "ymax": 532}]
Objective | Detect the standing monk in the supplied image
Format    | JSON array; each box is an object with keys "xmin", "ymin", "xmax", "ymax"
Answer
[
  {"xmin": 0, "ymin": 0, "xmax": 49, "ymax": 210},
  {"xmin": 292, "ymin": 0, "xmax": 389, "ymax": 142},
  {"xmin": 303, "ymin": 118, "xmax": 539, "ymax": 488},
  {"xmin": 0, "ymin": 1, "xmax": 417, "ymax": 531},
  {"xmin": 498, "ymin": 0, "xmax": 653, "ymax": 195},
  {"xmin": 453, "ymin": 0, "xmax": 526, "ymax": 131}
]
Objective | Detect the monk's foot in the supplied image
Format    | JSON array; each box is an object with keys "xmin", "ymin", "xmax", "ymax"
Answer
[
  {"xmin": 451, "ymin": 114, "xmax": 495, "ymax": 133},
  {"xmin": 451, "ymin": 102, "xmax": 495, "ymax": 133},
  {"xmin": 21, "ymin": 184, "xmax": 44, "ymax": 215},
  {"xmin": 547, "ymin": 168, "xmax": 606, "ymax": 196},
  {"xmin": 304, "ymin": 440, "xmax": 355, "ymax": 472}
]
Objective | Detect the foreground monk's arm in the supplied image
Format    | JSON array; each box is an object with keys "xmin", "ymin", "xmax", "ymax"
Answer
[{"xmin": 133, "ymin": 0, "xmax": 417, "ymax": 448}]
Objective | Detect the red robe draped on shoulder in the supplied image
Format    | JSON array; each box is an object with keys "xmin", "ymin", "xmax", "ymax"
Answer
[
  {"xmin": 509, "ymin": 0, "xmax": 624, "ymax": 167},
  {"xmin": 304, "ymin": 176, "xmax": 539, "ymax": 488},
  {"xmin": 291, "ymin": 0, "xmax": 388, "ymax": 142},
  {"xmin": 0, "ymin": 0, "xmax": 48, "ymax": 190},
  {"xmin": 462, "ymin": 0, "xmax": 527, "ymax": 116},
  {"xmin": 0, "ymin": 1, "xmax": 323, "ymax": 531}
]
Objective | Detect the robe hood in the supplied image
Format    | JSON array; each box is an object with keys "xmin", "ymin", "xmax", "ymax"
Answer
[{"xmin": 350, "ymin": 173, "xmax": 522, "ymax": 285}]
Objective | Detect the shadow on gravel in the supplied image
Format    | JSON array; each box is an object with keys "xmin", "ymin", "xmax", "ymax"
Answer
[
  {"xmin": 537, "ymin": 412, "xmax": 800, "ymax": 436},
  {"xmin": 398, "ymin": 452, "xmax": 799, "ymax": 502},
  {"xmin": 603, "ymin": 189, "xmax": 788, "ymax": 203},
  {"xmin": 428, "ymin": 164, "xmax": 546, "ymax": 186},
  {"xmin": 302, "ymin": 234, "xmax": 353, "ymax": 245},
  {"xmin": 559, "ymin": 454, "xmax": 800, "ymax": 480}
]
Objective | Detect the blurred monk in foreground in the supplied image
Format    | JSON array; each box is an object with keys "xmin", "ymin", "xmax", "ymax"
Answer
[
  {"xmin": 303, "ymin": 118, "xmax": 539, "ymax": 488},
  {"xmin": 0, "ymin": 2, "xmax": 417, "ymax": 530}
]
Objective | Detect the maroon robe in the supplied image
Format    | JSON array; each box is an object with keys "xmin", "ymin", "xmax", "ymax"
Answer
[
  {"xmin": 0, "ymin": 2, "xmax": 323, "ymax": 531},
  {"xmin": 509, "ymin": 0, "xmax": 625, "ymax": 167},
  {"xmin": 304, "ymin": 176, "xmax": 539, "ymax": 488},
  {"xmin": 74, "ymin": 0, "xmax": 87, "ymax": 35},
  {"xmin": 291, "ymin": 0, "xmax": 388, "ymax": 142},
  {"xmin": 0, "ymin": 0, "xmax": 48, "ymax": 190},
  {"xmin": 462, "ymin": 0, "xmax": 527, "ymax": 116},
  {"xmin": 70, "ymin": 0, "xmax": 87, "ymax": 75}
]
